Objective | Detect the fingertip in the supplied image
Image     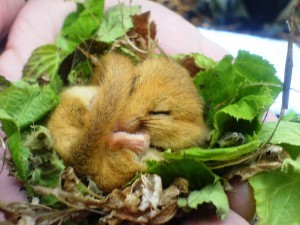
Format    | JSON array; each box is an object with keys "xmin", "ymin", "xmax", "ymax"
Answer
[
  {"xmin": 105, "ymin": 0, "xmax": 227, "ymax": 60},
  {"xmin": 178, "ymin": 210, "xmax": 249, "ymax": 225},
  {"xmin": 0, "ymin": 0, "xmax": 76, "ymax": 80},
  {"xmin": 0, "ymin": 142, "xmax": 28, "ymax": 221},
  {"xmin": 226, "ymin": 177, "xmax": 256, "ymax": 223},
  {"xmin": 0, "ymin": 0, "xmax": 26, "ymax": 40},
  {"xmin": 0, "ymin": 49, "xmax": 24, "ymax": 80}
]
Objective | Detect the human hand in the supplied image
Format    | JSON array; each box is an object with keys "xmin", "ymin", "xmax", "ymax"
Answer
[
  {"xmin": 0, "ymin": 0, "xmax": 227, "ymax": 81},
  {"xmin": 0, "ymin": 0, "xmax": 77, "ymax": 220},
  {"xmin": 0, "ymin": 0, "xmax": 252, "ymax": 224},
  {"xmin": 0, "ymin": 0, "xmax": 76, "ymax": 80},
  {"xmin": 0, "ymin": 0, "xmax": 25, "ymax": 40}
]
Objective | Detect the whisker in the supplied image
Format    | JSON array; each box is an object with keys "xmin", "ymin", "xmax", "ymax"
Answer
[
  {"xmin": 141, "ymin": 119, "xmax": 162, "ymax": 124},
  {"xmin": 141, "ymin": 124, "xmax": 169, "ymax": 134},
  {"xmin": 141, "ymin": 123, "xmax": 163, "ymax": 130},
  {"xmin": 141, "ymin": 118, "xmax": 169, "ymax": 124}
]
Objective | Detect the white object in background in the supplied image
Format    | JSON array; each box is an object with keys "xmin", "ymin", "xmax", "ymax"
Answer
[{"xmin": 198, "ymin": 27, "xmax": 300, "ymax": 114}]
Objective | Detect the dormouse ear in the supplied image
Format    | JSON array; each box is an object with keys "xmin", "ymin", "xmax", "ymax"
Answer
[
  {"xmin": 89, "ymin": 54, "xmax": 108, "ymax": 86},
  {"xmin": 91, "ymin": 52, "xmax": 136, "ymax": 86}
]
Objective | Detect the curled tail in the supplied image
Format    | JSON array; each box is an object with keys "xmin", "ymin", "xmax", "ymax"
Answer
[
  {"xmin": 68, "ymin": 53, "xmax": 147, "ymax": 193},
  {"xmin": 69, "ymin": 53, "xmax": 137, "ymax": 166}
]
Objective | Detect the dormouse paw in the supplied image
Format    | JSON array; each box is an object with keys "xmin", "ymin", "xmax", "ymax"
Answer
[{"xmin": 106, "ymin": 132, "xmax": 150, "ymax": 153}]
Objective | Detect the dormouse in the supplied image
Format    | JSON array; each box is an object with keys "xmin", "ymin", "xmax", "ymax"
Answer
[{"xmin": 47, "ymin": 53, "xmax": 208, "ymax": 193}]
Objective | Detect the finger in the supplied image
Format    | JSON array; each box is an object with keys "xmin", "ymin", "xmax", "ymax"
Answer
[
  {"xmin": 0, "ymin": 0, "xmax": 76, "ymax": 81},
  {"xmin": 179, "ymin": 209, "xmax": 249, "ymax": 225},
  {"xmin": 0, "ymin": 0, "xmax": 227, "ymax": 81},
  {"xmin": 0, "ymin": 130, "xmax": 27, "ymax": 221},
  {"xmin": 174, "ymin": 177, "xmax": 255, "ymax": 225},
  {"xmin": 226, "ymin": 177, "xmax": 256, "ymax": 223},
  {"xmin": 105, "ymin": 0, "xmax": 227, "ymax": 59},
  {"xmin": 0, "ymin": 0, "xmax": 25, "ymax": 40}
]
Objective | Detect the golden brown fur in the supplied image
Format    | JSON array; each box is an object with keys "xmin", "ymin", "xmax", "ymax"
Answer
[
  {"xmin": 120, "ymin": 57, "xmax": 208, "ymax": 150},
  {"xmin": 47, "ymin": 53, "xmax": 208, "ymax": 193}
]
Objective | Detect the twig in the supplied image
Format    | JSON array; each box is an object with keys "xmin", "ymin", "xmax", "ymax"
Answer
[
  {"xmin": 32, "ymin": 186, "xmax": 104, "ymax": 210},
  {"xmin": 76, "ymin": 46, "xmax": 100, "ymax": 66},
  {"xmin": 0, "ymin": 136, "xmax": 7, "ymax": 173},
  {"xmin": 258, "ymin": 2, "xmax": 297, "ymax": 152},
  {"xmin": 281, "ymin": 3, "xmax": 296, "ymax": 111},
  {"xmin": 217, "ymin": 2, "xmax": 298, "ymax": 168}
]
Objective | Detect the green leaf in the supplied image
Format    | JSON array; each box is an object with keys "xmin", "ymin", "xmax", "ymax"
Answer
[
  {"xmin": 0, "ymin": 109, "xmax": 18, "ymax": 137},
  {"xmin": 234, "ymin": 50, "xmax": 282, "ymax": 94},
  {"xmin": 8, "ymin": 134, "xmax": 31, "ymax": 181},
  {"xmin": 178, "ymin": 181, "xmax": 229, "ymax": 220},
  {"xmin": 212, "ymin": 113, "xmax": 261, "ymax": 146},
  {"xmin": 194, "ymin": 51, "xmax": 282, "ymax": 146},
  {"xmin": 282, "ymin": 158, "xmax": 300, "ymax": 173},
  {"xmin": 250, "ymin": 167, "xmax": 300, "ymax": 225},
  {"xmin": 211, "ymin": 87, "xmax": 273, "ymax": 145},
  {"xmin": 171, "ymin": 53, "xmax": 216, "ymax": 70},
  {"xmin": 56, "ymin": 0, "xmax": 104, "ymax": 56},
  {"xmin": 7, "ymin": 132, "xmax": 31, "ymax": 181},
  {"xmin": 282, "ymin": 111, "xmax": 300, "ymax": 122},
  {"xmin": 219, "ymin": 88, "xmax": 274, "ymax": 121},
  {"xmin": 0, "ymin": 109, "xmax": 31, "ymax": 180},
  {"xmin": 190, "ymin": 53, "xmax": 217, "ymax": 69},
  {"xmin": 96, "ymin": 4, "xmax": 140, "ymax": 43},
  {"xmin": 281, "ymin": 144, "xmax": 300, "ymax": 160},
  {"xmin": 22, "ymin": 44, "xmax": 63, "ymax": 91},
  {"xmin": 30, "ymin": 152, "xmax": 65, "ymax": 188},
  {"xmin": 24, "ymin": 126, "xmax": 65, "ymax": 205},
  {"xmin": 0, "ymin": 84, "xmax": 59, "ymax": 129},
  {"xmin": 146, "ymin": 159, "xmax": 218, "ymax": 190},
  {"xmin": 194, "ymin": 55, "xmax": 236, "ymax": 121},
  {"xmin": 261, "ymin": 121, "xmax": 300, "ymax": 146},
  {"xmin": 261, "ymin": 121, "xmax": 300, "ymax": 158},
  {"xmin": 163, "ymin": 140, "xmax": 260, "ymax": 162},
  {"xmin": 0, "ymin": 75, "xmax": 11, "ymax": 92},
  {"xmin": 67, "ymin": 60, "xmax": 92, "ymax": 85}
]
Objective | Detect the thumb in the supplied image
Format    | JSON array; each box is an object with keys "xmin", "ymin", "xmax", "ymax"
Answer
[
  {"xmin": 0, "ymin": 0, "xmax": 25, "ymax": 40},
  {"xmin": 0, "ymin": 0, "xmax": 75, "ymax": 81}
]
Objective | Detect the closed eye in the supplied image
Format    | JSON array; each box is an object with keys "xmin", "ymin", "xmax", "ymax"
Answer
[{"xmin": 149, "ymin": 111, "xmax": 171, "ymax": 116}]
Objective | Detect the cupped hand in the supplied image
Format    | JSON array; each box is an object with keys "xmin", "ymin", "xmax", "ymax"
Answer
[
  {"xmin": 0, "ymin": 0, "xmax": 76, "ymax": 80},
  {"xmin": 0, "ymin": 0, "xmax": 25, "ymax": 40},
  {"xmin": 0, "ymin": 0, "xmax": 252, "ymax": 224},
  {"xmin": 0, "ymin": 0, "xmax": 227, "ymax": 81}
]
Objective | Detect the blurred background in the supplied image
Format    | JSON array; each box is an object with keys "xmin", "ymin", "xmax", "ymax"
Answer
[
  {"xmin": 152, "ymin": 0, "xmax": 300, "ymax": 114},
  {"xmin": 152, "ymin": 0, "xmax": 299, "ymax": 43}
]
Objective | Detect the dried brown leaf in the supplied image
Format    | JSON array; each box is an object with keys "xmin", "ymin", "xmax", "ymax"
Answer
[
  {"xmin": 0, "ymin": 170, "xmax": 188, "ymax": 224},
  {"xmin": 149, "ymin": 202, "xmax": 178, "ymax": 224},
  {"xmin": 180, "ymin": 56, "xmax": 203, "ymax": 78},
  {"xmin": 101, "ymin": 175, "xmax": 189, "ymax": 224},
  {"xmin": 130, "ymin": 12, "xmax": 156, "ymax": 42},
  {"xmin": 0, "ymin": 201, "xmax": 54, "ymax": 224},
  {"xmin": 122, "ymin": 11, "xmax": 157, "ymax": 58},
  {"xmin": 33, "ymin": 186, "xmax": 103, "ymax": 209},
  {"xmin": 226, "ymin": 145, "xmax": 290, "ymax": 180}
]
